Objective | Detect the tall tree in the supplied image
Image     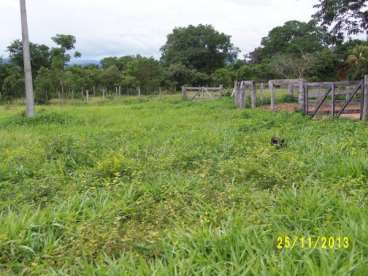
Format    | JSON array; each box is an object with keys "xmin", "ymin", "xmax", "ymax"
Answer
[
  {"xmin": 249, "ymin": 20, "xmax": 332, "ymax": 63},
  {"xmin": 7, "ymin": 40, "xmax": 50, "ymax": 78},
  {"xmin": 161, "ymin": 25, "xmax": 238, "ymax": 74},
  {"xmin": 19, "ymin": 0, "xmax": 35, "ymax": 117},
  {"xmin": 313, "ymin": 0, "xmax": 368, "ymax": 39}
]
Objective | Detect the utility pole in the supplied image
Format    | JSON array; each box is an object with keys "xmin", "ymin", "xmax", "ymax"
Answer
[{"xmin": 20, "ymin": 0, "xmax": 35, "ymax": 117}]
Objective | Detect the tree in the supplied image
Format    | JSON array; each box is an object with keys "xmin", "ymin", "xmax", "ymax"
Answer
[
  {"xmin": 166, "ymin": 63, "xmax": 193, "ymax": 88},
  {"xmin": 345, "ymin": 45, "xmax": 368, "ymax": 79},
  {"xmin": 313, "ymin": 0, "xmax": 368, "ymax": 39},
  {"xmin": 99, "ymin": 65, "xmax": 121, "ymax": 91},
  {"xmin": 161, "ymin": 24, "xmax": 238, "ymax": 74},
  {"xmin": 20, "ymin": 0, "xmax": 35, "ymax": 117},
  {"xmin": 249, "ymin": 20, "xmax": 332, "ymax": 63},
  {"xmin": 269, "ymin": 54, "xmax": 317, "ymax": 79},
  {"xmin": 123, "ymin": 56, "xmax": 163, "ymax": 91},
  {"xmin": 101, "ymin": 56, "xmax": 135, "ymax": 71},
  {"xmin": 34, "ymin": 67, "xmax": 55, "ymax": 103},
  {"xmin": 306, "ymin": 48, "xmax": 339, "ymax": 81},
  {"xmin": 211, "ymin": 68, "xmax": 234, "ymax": 87},
  {"xmin": 52, "ymin": 34, "xmax": 76, "ymax": 51},
  {"xmin": 7, "ymin": 40, "xmax": 50, "ymax": 78},
  {"xmin": 2, "ymin": 66, "xmax": 24, "ymax": 101}
]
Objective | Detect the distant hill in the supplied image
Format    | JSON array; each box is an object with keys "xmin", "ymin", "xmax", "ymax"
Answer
[
  {"xmin": 69, "ymin": 59, "xmax": 100, "ymax": 66},
  {"xmin": 1, "ymin": 58, "xmax": 10, "ymax": 64}
]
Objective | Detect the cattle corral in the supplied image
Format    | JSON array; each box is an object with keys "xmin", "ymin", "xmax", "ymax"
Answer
[{"xmin": 231, "ymin": 75, "xmax": 368, "ymax": 120}]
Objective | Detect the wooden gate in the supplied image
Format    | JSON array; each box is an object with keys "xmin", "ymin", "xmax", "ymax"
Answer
[
  {"xmin": 305, "ymin": 80, "xmax": 365, "ymax": 119},
  {"xmin": 182, "ymin": 86, "xmax": 224, "ymax": 100}
]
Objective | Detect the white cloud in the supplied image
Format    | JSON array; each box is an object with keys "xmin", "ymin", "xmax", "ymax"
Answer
[{"xmin": 0, "ymin": 0, "xmax": 317, "ymax": 60}]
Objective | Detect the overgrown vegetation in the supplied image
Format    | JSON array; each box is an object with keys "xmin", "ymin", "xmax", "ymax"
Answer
[{"xmin": 0, "ymin": 96, "xmax": 368, "ymax": 274}]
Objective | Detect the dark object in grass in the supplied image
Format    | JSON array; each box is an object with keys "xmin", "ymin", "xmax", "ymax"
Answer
[{"xmin": 271, "ymin": 137, "xmax": 286, "ymax": 149}]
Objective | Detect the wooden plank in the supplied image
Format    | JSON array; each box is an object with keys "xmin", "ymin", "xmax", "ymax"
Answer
[
  {"xmin": 298, "ymin": 80, "xmax": 305, "ymax": 112},
  {"xmin": 270, "ymin": 79, "xmax": 301, "ymax": 86},
  {"xmin": 305, "ymin": 86, "xmax": 309, "ymax": 115},
  {"xmin": 306, "ymin": 80, "xmax": 361, "ymax": 87},
  {"xmin": 331, "ymin": 84, "xmax": 335, "ymax": 117},
  {"xmin": 251, "ymin": 81, "xmax": 257, "ymax": 108},
  {"xmin": 363, "ymin": 75, "xmax": 368, "ymax": 120},
  {"xmin": 269, "ymin": 80, "xmax": 275, "ymax": 111},
  {"xmin": 239, "ymin": 85, "xmax": 245, "ymax": 109},
  {"xmin": 260, "ymin": 82, "xmax": 264, "ymax": 102}
]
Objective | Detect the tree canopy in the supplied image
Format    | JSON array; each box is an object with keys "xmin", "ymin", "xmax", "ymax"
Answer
[
  {"xmin": 161, "ymin": 24, "xmax": 238, "ymax": 74},
  {"xmin": 313, "ymin": 0, "xmax": 368, "ymax": 39},
  {"xmin": 249, "ymin": 20, "xmax": 332, "ymax": 63}
]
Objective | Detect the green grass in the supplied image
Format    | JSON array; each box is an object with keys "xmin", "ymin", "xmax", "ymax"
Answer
[{"xmin": 0, "ymin": 95, "xmax": 367, "ymax": 275}]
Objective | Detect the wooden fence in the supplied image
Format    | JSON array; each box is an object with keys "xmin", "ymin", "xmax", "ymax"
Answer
[
  {"xmin": 233, "ymin": 75, "xmax": 368, "ymax": 120},
  {"xmin": 182, "ymin": 86, "xmax": 224, "ymax": 100}
]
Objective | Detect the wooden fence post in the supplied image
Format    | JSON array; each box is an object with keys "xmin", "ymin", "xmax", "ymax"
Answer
[
  {"xmin": 86, "ymin": 89, "xmax": 89, "ymax": 102},
  {"xmin": 363, "ymin": 75, "xmax": 368, "ymax": 120},
  {"xmin": 233, "ymin": 81, "xmax": 238, "ymax": 106},
  {"xmin": 234, "ymin": 81, "xmax": 245, "ymax": 109},
  {"xmin": 251, "ymin": 81, "xmax": 257, "ymax": 108},
  {"xmin": 331, "ymin": 83, "xmax": 336, "ymax": 117},
  {"xmin": 238, "ymin": 82, "xmax": 245, "ymax": 109},
  {"xmin": 137, "ymin": 86, "xmax": 141, "ymax": 97},
  {"xmin": 269, "ymin": 80, "xmax": 275, "ymax": 111},
  {"xmin": 182, "ymin": 86, "xmax": 187, "ymax": 99},
  {"xmin": 260, "ymin": 82, "xmax": 264, "ymax": 103},
  {"xmin": 298, "ymin": 79, "xmax": 305, "ymax": 112}
]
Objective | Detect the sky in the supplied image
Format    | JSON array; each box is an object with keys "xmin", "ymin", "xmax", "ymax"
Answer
[{"xmin": 0, "ymin": 0, "xmax": 318, "ymax": 61}]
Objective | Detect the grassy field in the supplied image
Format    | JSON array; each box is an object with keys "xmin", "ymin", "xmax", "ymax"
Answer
[{"xmin": 0, "ymin": 95, "xmax": 368, "ymax": 275}]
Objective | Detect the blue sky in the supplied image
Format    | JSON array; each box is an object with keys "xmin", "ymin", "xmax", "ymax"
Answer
[{"xmin": 0, "ymin": 0, "xmax": 317, "ymax": 60}]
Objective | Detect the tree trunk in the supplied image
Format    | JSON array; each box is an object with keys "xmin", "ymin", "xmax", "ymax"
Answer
[{"xmin": 20, "ymin": 0, "xmax": 35, "ymax": 117}]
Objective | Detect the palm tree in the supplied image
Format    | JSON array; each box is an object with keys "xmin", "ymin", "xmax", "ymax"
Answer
[{"xmin": 20, "ymin": 0, "xmax": 35, "ymax": 117}]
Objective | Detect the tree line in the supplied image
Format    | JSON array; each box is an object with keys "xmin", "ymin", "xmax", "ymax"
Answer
[{"xmin": 1, "ymin": 0, "xmax": 367, "ymax": 103}]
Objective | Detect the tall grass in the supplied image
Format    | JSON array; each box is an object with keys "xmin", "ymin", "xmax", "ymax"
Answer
[{"xmin": 0, "ymin": 95, "xmax": 367, "ymax": 274}]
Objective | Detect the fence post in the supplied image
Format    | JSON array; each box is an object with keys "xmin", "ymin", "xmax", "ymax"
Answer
[
  {"xmin": 269, "ymin": 80, "xmax": 275, "ymax": 111},
  {"xmin": 86, "ymin": 89, "xmax": 89, "ymax": 103},
  {"xmin": 363, "ymin": 75, "xmax": 368, "ymax": 120},
  {"xmin": 260, "ymin": 82, "xmax": 264, "ymax": 103},
  {"xmin": 331, "ymin": 83, "xmax": 336, "ymax": 117},
  {"xmin": 251, "ymin": 81, "xmax": 257, "ymax": 108},
  {"xmin": 137, "ymin": 86, "xmax": 141, "ymax": 97},
  {"xmin": 298, "ymin": 79, "xmax": 305, "ymax": 112},
  {"xmin": 239, "ymin": 82, "xmax": 245, "ymax": 109},
  {"xmin": 182, "ymin": 86, "xmax": 187, "ymax": 99},
  {"xmin": 233, "ymin": 81, "xmax": 238, "ymax": 106}
]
